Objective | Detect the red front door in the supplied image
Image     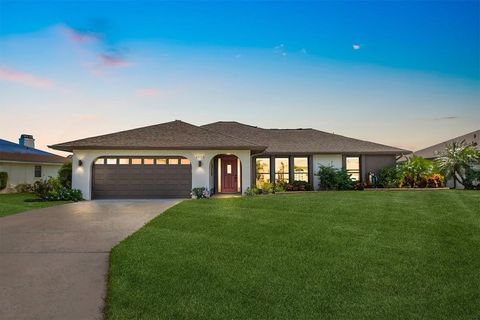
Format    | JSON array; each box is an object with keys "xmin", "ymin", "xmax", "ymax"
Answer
[{"xmin": 221, "ymin": 157, "xmax": 238, "ymax": 193}]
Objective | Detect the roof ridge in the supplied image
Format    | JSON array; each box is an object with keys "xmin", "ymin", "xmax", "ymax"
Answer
[{"xmin": 198, "ymin": 122, "xmax": 265, "ymax": 147}]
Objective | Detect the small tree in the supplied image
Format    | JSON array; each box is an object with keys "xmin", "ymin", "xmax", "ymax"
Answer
[
  {"xmin": 58, "ymin": 162, "xmax": 72, "ymax": 188},
  {"xmin": 435, "ymin": 141, "xmax": 480, "ymax": 188}
]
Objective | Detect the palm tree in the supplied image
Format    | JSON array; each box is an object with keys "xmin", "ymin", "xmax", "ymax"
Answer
[{"xmin": 435, "ymin": 141, "xmax": 480, "ymax": 188}]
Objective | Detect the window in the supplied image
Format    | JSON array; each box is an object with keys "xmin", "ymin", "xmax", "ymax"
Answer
[
  {"xmin": 131, "ymin": 158, "xmax": 142, "ymax": 165},
  {"xmin": 346, "ymin": 157, "xmax": 360, "ymax": 181},
  {"xmin": 143, "ymin": 158, "xmax": 154, "ymax": 165},
  {"xmin": 34, "ymin": 165, "xmax": 41, "ymax": 178},
  {"xmin": 294, "ymin": 157, "xmax": 309, "ymax": 182},
  {"xmin": 95, "ymin": 158, "xmax": 105, "ymax": 165},
  {"xmin": 119, "ymin": 158, "xmax": 129, "ymax": 165},
  {"xmin": 227, "ymin": 164, "xmax": 232, "ymax": 174},
  {"xmin": 168, "ymin": 158, "xmax": 179, "ymax": 165},
  {"xmin": 180, "ymin": 158, "xmax": 190, "ymax": 165},
  {"xmin": 106, "ymin": 158, "xmax": 117, "ymax": 165},
  {"xmin": 275, "ymin": 157, "xmax": 289, "ymax": 183},
  {"xmin": 156, "ymin": 158, "xmax": 167, "ymax": 165},
  {"xmin": 255, "ymin": 158, "xmax": 270, "ymax": 187}
]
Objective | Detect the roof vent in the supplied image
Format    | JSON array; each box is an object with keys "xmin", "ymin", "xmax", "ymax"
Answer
[{"xmin": 19, "ymin": 134, "xmax": 35, "ymax": 148}]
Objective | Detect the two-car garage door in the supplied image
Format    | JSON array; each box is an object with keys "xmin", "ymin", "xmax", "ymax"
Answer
[{"xmin": 92, "ymin": 156, "xmax": 192, "ymax": 199}]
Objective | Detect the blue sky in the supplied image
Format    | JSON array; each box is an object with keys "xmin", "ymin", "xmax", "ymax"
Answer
[{"xmin": 0, "ymin": 0, "xmax": 479, "ymax": 155}]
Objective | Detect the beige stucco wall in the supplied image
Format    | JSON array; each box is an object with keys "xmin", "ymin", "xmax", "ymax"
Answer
[
  {"xmin": 312, "ymin": 154, "xmax": 343, "ymax": 191},
  {"xmin": 72, "ymin": 149, "xmax": 252, "ymax": 200},
  {"xmin": 0, "ymin": 161, "xmax": 61, "ymax": 193}
]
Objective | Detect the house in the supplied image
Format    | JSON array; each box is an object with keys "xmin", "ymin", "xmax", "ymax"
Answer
[
  {"xmin": 49, "ymin": 120, "xmax": 409, "ymax": 200},
  {"xmin": 0, "ymin": 135, "xmax": 66, "ymax": 193},
  {"xmin": 411, "ymin": 129, "xmax": 479, "ymax": 160},
  {"xmin": 408, "ymin": 129, "xmax": 480, "ymax": 188}
]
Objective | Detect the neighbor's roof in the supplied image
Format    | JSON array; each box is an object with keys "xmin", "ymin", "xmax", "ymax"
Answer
[
  {"xmin": 0, "ymin": 139, "xmax": 66, "ymax": 164},
  {"xmin": 202, "ymin": 121, "xmax": 410, "ymax": 155},
  {"xmin": 412, "ymin": 129, "xmax": 480, "ymax": 159},
  {"xmin": 49, "ymin": 120, "xmax": 266, "ymax": 152}
]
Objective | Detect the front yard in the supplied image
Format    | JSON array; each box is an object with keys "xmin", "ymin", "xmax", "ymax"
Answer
[
  {"xmin": 0, "ymin": 193, "xmax": 70, "ymax": 218},
  {"xmin": 106, "ymin": 191, "xmax": 479, "ymax": 319}
]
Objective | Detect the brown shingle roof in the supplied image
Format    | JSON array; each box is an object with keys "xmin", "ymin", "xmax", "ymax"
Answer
[
  {"xmin": 411, "ymin": 129, "xmax": 480, "ymax": 159},
  {"xmin": 0, "ymin": 139, "xmax": 66, "ymax": 164},
  {"xmin": 202, "ymin": 121, "xmax": 410, "ymax": 155},
  {"xmin": 49, "ymin": 120, "xmax": 266, "ymax": 152}
]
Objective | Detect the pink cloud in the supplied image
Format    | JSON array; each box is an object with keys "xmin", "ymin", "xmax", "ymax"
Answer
[
  {"xmin": 100, "ymin": 54, "xmax": 132, "ymax": 68},
  {"xmin": 60, "ymin": 25, "xmax": 99, "ymax": 44},
  {"xmin": 136, "ymin": 88, "xmax": 162, "ymax": 98},
  {"xmin": 136, "ymin": 88, "xmax": 178, "ymax": 98},
  {"xmin": 0, "ymin": 67, "xmax": 53, "ymax": 88}
]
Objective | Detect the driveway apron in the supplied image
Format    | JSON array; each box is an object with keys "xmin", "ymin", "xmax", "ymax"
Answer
[{"xmin": 0, "ymin": 199, "xmax": 180, "ymax": 320}]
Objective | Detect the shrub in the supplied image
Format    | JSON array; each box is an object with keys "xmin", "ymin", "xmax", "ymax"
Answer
[
  {"xmin": 398, "ymin": 156, "xmax": 443, "ymax": 188},
  {"xmin": 46, "ymin": 186, "xmax": 83, "ymax": 201},
  {"xmin": 317, "ymin": 166, "xmax": 354, "ymax": 191},
  {"xmin": 464, "ymin": 166, "xmax": 480, "ymax": 190},
  {"xmin": 285, "ymin": 180, "xmax": 313, "ymax": 191},
  {"xmin": 336, "ymin": 170, "xmax": 354, "ymax": 190},
  {"xmin": 260, "ymin": 182, "xmax": 273, "ymax": 194},
  {"xmin": 316, "ymin": 166, "xmax": 337, "ymax": 190},
  {"xmin": 0, "ymin": 172, "xmax": 7, "ymax": 190},
  {"xmin": 273, "ymin": 183, "xmax": 286, "ymax": 193},
  {"xmin": 32, "ymin": 179, "xmax": 53, "ymax": 200},
  {"xmin": 58, "ymin": 161, "xmax": 72, "ymax": 188},
  {"xmin": 244, "ymin": 187, "xmax": 260, "ymax": 196},
  {"xmin": 191, "ymin": 187, "xmax": 210, "ymax": 199},
  {"xmin": 426, "ymin": 173, "xmax": 444, "ymax": 188},
  {"xmin": 15, "ymin": 183, "xmax": 33, "ymax": 193},
  {"xmin": 32, "ymin": 177, "xmax": 83, "ymax": 201},
  {"xmin": 376, "ymin": 166, "xmax": 400, "ymax": 188}
]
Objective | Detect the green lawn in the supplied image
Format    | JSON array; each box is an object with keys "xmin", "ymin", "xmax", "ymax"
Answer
[
  {"xmin": 0, "ymin": 193, "xmax": 70, "ymax": 218},
  {"xmin": 106, "ymin": 191, "xmax": 480, "ymax": 320}
]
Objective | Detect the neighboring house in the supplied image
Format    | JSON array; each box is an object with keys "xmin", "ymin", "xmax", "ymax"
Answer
[
  {"xmin": 0, "ymin": 135, "xmax": 66, "ymax": 193},
  {"xmin": 407, "ymin": 129, "xmax": 480, "ymax": 189},
  {"xmin": 49, "ymin": 120, "xmax": 409, "ymax": 200}
]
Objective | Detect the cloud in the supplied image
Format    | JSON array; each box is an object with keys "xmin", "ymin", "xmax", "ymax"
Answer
[
  {"xmin": 0, "ymin": 67, "xmax": 53, "ymax": 88},
  {"xmin": 60, "ymin": 25, "xmax": 100, "ymax": 44},
  {"xmin": 100, "ymin": 53, "xmax": 132, "ymax": 68},
  {"xmin": 352, "ymin": 44, "xmax": 361, "ymax": 50},
  {"xmin": 274, "ymin": 43, "xmax": 287, "ymax": 56},
  {"xmin": 136, "ymin": 87, "xmax": 162, "ymax": 98},
  {"xmin": 60, "ymin": 23, "xmax": 133, "ymax": 71},
  {"xmin": 433, "ymin": 116, "xmax": 458, "ymax": 121}
]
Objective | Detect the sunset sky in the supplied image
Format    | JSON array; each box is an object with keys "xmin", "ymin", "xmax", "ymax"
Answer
[{"xmin": 1, "ymin": 1, "xmax": 479, "ymax": 156}]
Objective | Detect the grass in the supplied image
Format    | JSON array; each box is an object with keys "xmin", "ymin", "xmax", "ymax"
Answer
[
  {"xmin": 106, "ymin": 191, "xmax": 480, "ymax": 320},
  {"xmin": 0, "ymin": 193, "xmax": 70, "ymax": 218}
]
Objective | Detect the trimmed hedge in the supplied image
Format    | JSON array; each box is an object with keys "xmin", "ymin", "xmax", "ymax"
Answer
[{"xmin": 0, "ymin": 172, "xmax": 8, "ymax": 190}]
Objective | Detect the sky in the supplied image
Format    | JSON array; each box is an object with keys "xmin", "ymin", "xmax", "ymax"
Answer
[{"xmin": 0, "ymin": 0, "xmax": 479, "ymax": 156}]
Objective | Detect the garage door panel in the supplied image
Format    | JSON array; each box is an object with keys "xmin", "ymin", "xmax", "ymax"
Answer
[{"xmin": 93, "ymin": 157, "xmax": 192, "ymax": 199}]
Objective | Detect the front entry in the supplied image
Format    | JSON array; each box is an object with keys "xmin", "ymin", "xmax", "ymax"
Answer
[{"xmin": 220, "ymin": 156, "xmax": 238, "ymax": 193}]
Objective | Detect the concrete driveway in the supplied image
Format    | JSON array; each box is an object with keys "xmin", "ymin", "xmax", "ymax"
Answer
[{"xmin": 0, "ymin": 199, "xmax": 181, "ymax": 320}]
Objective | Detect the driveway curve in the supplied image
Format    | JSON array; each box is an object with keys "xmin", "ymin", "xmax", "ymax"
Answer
[{"xmin": 0, "ymin": 199, "xmax": 181, "ymax": 320}]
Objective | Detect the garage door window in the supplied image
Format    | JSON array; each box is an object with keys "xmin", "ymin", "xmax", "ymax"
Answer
[
  {"xmin": 181, "ymin": 159, "xmax": 190, "ymax": 165},
  {"xmin": 106, "ymin": 158, "xmax": 117, "ymax": 165},
  {"xmin": 131, "ymin": 158, "xmax": 142, "ymax": 165},
  {"xmin": 144, "ymin": 159, "xmax": 154, "ymax": 165},
  {"xmin": 119, "ymin": 158, "xmax": 129, "ymax": 165},
  {"xmin": 156, "ymin": 158, "xmax": 167, "ymax": 165},
  {"xmin": 95, "ymin": 158, "xmax": 105, "ymax": 165},
  {"xmin": 169, "ymin": 159, "xmax": 179, "ymax": 165}
]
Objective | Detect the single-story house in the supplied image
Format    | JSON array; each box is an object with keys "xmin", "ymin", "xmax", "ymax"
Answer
[
  {"xmin": 49, "ymin": 120, "xmax": 409, "ymax": 200},
  {"xmin": 0, "ymin": 135, "xmax": 66, "ymax": 193},
  {"xmin": 406, "ymin": 129, "xmax": 479, "ymax": 188}
]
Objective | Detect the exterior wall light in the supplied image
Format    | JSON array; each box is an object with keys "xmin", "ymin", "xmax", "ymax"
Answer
[
  {"xmin": 78, "ymin": 160, "xmax": 83, "ymax": 167},
  {"xmin": 194, "ymin": 153, "xmax": 205, "ymax": 167}
]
